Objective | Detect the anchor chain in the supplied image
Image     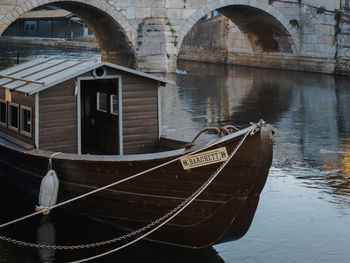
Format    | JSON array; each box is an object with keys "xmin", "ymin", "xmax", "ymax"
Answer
[{"xmin": 0, "ymin": 121, "xmax": 263, "ymax": 254}]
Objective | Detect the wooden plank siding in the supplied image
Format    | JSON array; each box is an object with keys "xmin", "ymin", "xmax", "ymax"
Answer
[
  {"xmin": 38, "ymin": 80, "xmax": 77, "ymax": 153},
  {"xmin": 0, "ymin": 88, "xmax": 36, "ymax": 146},
  {"xmin": 0, "ymin": 66, "xmax": 161, "ymax": 155},
  {"xmin": 120, "ymin": 72, "xmax": 159, "ymax": 155}
]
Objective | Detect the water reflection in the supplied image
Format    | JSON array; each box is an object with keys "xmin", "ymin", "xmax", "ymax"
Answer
[
  {"xmin": 37, "ymin": 217, "xmax": 56, "ymax": 263},
  {"xmin": 0, "ymin": 42, "xmax": 100, "ymax": 69},
  {"xmin": 163, "ymin": 60, "xmax": 350, "ymax": 206},
  {"xmin": 0, "ymin": 181, "xmax": 225, "ymax": 263},
  {"xmin": 1, "ymin": 46, "xmax": 350, "ymax": 262}
]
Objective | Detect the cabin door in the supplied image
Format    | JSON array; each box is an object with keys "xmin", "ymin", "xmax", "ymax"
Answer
[{"xmin": 80, "ymin": 79, "xmax": 120, "ymax": 154}]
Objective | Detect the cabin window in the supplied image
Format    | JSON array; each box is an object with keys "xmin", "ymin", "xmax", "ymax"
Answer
[
  {"xmin": 20, "ymin": 106, "xmax": 32, "ymax": 136},
  {"xmin": 8, "ymin": 103, "xmax": 19, "ymax": 131},
  {"xmin": 96, "ymin": 92, "xmax": 107, "ymax": 112},
  {"xmin": 110, "ymin": 94, "xmax": 118, "ymax": 115},
  {"xmin": 0, "ymin": 100, "xmax": 6, "ymax": 127}
]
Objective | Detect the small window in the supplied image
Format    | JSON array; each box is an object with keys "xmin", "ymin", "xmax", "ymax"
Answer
[
  {"xmin": 110, "ymin": 94, "xmax": 119, "ymax": 115},
  {"xmin": 8, "ymin": 103, "xmax": 19, "ymax": 131},
  {"xmin": 96, "ymin": 92, "xmax": 107, "ymax": 112},
  {"xmin": 0, "ymin": 100, "xmax": 7, "ymax": 127},
  {"xmin": 20, "ymin": 106, "xmax": 32, "ymax": 137}
]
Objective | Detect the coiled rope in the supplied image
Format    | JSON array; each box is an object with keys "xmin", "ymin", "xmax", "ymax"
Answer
[{"xmin": 0, "ymin": 122, "xmax": 262, "ymax": 262}]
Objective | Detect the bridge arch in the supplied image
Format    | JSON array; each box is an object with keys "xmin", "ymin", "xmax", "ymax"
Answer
[
  {"xmin": 178, "ymin": 0, "xmax": 300, "ymax": 57},
  {"xmin": 0, "ymin": 0, "xmax": 136, "ymax": 68}
]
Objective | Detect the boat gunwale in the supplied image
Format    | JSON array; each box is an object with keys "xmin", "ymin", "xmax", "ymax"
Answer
[{"xmin": 0, "ymin": 127, "xmax": 251, "ymax": 162}]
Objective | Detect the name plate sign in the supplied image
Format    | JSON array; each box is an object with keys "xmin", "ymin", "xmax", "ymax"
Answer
[{"xmin": 180, "ymin": 147, "xmax": 229, "ymax": 170}]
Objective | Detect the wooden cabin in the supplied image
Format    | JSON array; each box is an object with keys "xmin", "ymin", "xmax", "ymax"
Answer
[{"xmin": 0, "ymin": 58, "xmax": 174, "ymax": 155}]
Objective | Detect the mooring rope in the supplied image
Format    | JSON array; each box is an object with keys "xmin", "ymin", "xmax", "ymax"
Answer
[
  {"xmin": 0, "ymin": 123, "xmax": 258, "ymax": 231},
  {"xmin": 68, "ymin": 125, "xmax": 254, "ymax": 263},
  {"xmin": 0, "ymin": 121, "xmax": 262, "ymax": 262},
  {"xmin": 48, "ymin": 152, "xmax": 62, "ymax": 170}
]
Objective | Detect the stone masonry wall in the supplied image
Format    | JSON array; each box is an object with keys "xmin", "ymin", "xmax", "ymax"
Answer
[
  {"xmin": 180, "ymin": 1, "xmax": 343, "ymax": 74},
  {"xmin": 335, "ymin": 9, "xmax": 350, "ymax": 75},
  {"xmin": 0, "ymin": 0, "xmax": 349, "ymax": 74}
]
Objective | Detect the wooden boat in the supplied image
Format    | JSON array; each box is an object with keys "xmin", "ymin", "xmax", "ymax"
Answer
[{"xmin": 0, "ymin": 58, "xmax": 274, "ymax": 248}]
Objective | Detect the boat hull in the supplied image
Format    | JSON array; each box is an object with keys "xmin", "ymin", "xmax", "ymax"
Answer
[{"xmin": 0, "ymin": 125, "xmax": 273, "ymax": 248}]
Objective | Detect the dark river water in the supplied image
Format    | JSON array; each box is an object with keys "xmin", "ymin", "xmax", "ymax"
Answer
[{"xmin": 1, "ymin": 43, "xmax": 350, "ymax": 263}]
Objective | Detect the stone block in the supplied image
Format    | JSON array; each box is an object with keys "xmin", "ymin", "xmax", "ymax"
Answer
[
  {"xmin": 149, "ymin": 0, "xmax": 166, "ymax": 8},
  {"xmin": 181, "ymin": 8, "xmax": 196, "ymax": 19},
  {"xmin": 108, "ymin": 0, "xmax": 132, "ymax": 7},
  {"xmin": 144, "ymin": 24, "xmax": 165, "ymax": 31},
  {"xmin": 30, "ymin": 0, "xmax": 37, "ymax": 9},
  {"xmin": 134, "ymin": 7, "xmax": 151, "ymax": 18},
  {"xmin": 337, "ymin": 47, "xmax": 350, "ymax": 58},
  {"xmin": 14, "ymin": 5, "xmax": 25, "ymax": 15},
  {"xmin": 143, "ymin": 30, "xmax": 166, "ymax": 37},
  {"xmin": 137, "ymin": 58, "xmax": 167, "ymax": 73},
  {"xmin": 0, "ymin": 15, "xmax": 10, "ymax": 25},
  {"xmin": 325, "ymin": 14, "xmax": 336, "ymax": 26},
  {"xmin": 303, "ymin": 34, "xmax": 317, "ymax": 44},
  {"xmin": 5, "ymin": 12, "xmax": 16, "ymax": 22},
  {"xmin": 137, "ymin": 54, "xmax": 166, "ymax": 61},
  {"xmin": 36, "ymin": 0, "xmax": 48, "ymax": 6},
  {"xmin": 302, "ymin": 24, "xmax": 316, "ymax": 35},
  {"xmin": 0, "ymin": 0, "xmax": 17, "ymax": 4},
  {"xmin": 169, "ymin": 19, "xmax": 184, "ymax": 26},
  {"xmin": 165, "ymin": 0, "xmax": 184, "ymax": 9},
  {"xmin": 24, "ymin": 1, "xmax": 33, "ymax": 11},
  {"xmin": 191, "ymin": 8, "xmax": 206, "ymax": 21},
  {"xmin": 9, "ymin": 6, "xmax": 20, "ymax": 17},
  {"xmin": 137, "ymin": 43, "xmax": 164, "ymax": 56},
  {"xmin": 123, "ymin": 7, "xmax": 135, "ymax": 19},
  {"xmin": 140, "ymin": 35, "xmax": 165, "ymax": 46},
  {"xmin": 319, "ymin": 43, "xmax": 336, "ymax": 53},
  {"xmin": 182, "ymin": 0, "xmax": 206, "ymax": 8},
  {"xmin": 207, "ymin": 1, "xmax": 220, "ymax": 12},
  {"xmin": 165, "ymin": 42, "xmax": 178, "ymax": 54},
  {"xmin": 151, "ymin": 8, "xmax": 167, "ymax": 18},
  {"xmin": 315, "ymin": 24, "xmax": 333, "ymax": 36},
  {"xmin": 278, "ymin": 7, "xmax": 299, "ymax": 16},
  {"xmin": 129, "ymin": 19, "xmax": 142, "ymax": 25},
  {"xmin": 237, "ymin": 0, "xmax": 250, "ymax": 5},
  {"xmin": 340, "ymin": 23, "xmax": 350, "ymax": 33},
  {"xmin": 301, "ymin": 43, "xmax": 311, "ymax": 52},
  {"xmin": 250, "ymin": 0, "xmax": 257, "ymax": 7},
  {"xmin": 313, "ymin": 43, "xmax": 322, "ymax": 52},
  {"xmin": 167, "ymin": 8, "xmax": 182, "ymax": 19},
  {"xmin": 341, "ymin": 34, "xmax": 350, "ymax": 46},
  {"xmin": 318, "ymin": 13, "xmax": 328, "ymax": 24},
  {"xmin": 317, "ymin": 35, "xmax": 334, "ymax": 44},
  {"xmin": 144, "ymin": 18, "xmax": 165, "ymax": 25}
]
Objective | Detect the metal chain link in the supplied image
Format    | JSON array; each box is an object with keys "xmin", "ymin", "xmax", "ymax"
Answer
[{"xmin": 0, "ymin": 123, "xmax": 259, "ymax": 251}]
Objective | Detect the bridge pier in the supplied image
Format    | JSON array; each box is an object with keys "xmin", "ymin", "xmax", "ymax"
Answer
[
  {"xmin": 1, "ymin": 0, "xmax": 350, "ymax": 75},
  {"xmin": 335, "ymin": 9, "xmax": 350, "ymax": 75},
  {"xmin": 134, "ymin": 18, "xmax": 178, "ymax": 73}
]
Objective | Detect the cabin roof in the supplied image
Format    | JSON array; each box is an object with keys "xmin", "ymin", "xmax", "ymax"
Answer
[{"xmin": 0, "ymin": 58, "xmax": 174, "ymax": 95}]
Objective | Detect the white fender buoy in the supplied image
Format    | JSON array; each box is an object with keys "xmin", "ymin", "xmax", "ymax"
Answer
[
  {"xmin": 37, "ymin": 169, "xmax": 59, "ymax": 215},
  {"xmin": 37, "ymin": 217, "xmax": 56, "ymax": 262}
]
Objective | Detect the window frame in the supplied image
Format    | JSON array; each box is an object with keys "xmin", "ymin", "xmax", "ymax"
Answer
[
  {"xmin": 110, "ymin": 94, "xmax": 119, "ymax": 115},
  {"xmin": 8, "ymin": 102, "xmax": 19, "ymax": 132},
  {"xmin": 0, "ymin": 99, "xmax": 7, "ymax": 127},
  {"xmin": 96, "ymin": 91, "xmax": 107, "ymax": 112},
  {"xmin": 20, "ymin": 105, "xmax": 32, "ymax": 137}
]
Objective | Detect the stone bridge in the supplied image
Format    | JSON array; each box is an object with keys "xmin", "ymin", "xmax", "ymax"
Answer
[{"xmin": 0, "ymin": 0, "xmax": 349, "ymax": 74}]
